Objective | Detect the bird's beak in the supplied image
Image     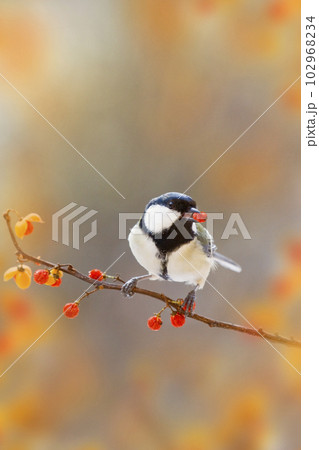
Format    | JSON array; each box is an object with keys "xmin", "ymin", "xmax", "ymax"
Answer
[
  {"xmin": 183, "ymin": 208, "xmax": 207, "ymax": 223},
  {"xmin": 183, "ymin": 207, "xmax": 200, "ymax": 219}
]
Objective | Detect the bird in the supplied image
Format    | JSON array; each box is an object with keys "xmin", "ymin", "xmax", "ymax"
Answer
[{"xmin": 121, "ymin": 192, "xmax": 241, "ymax": 313}]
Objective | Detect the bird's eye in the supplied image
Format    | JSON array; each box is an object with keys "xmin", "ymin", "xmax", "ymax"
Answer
[{"xmin": 168, "ymin": 201, "xmax": 173, "ymax": 209}]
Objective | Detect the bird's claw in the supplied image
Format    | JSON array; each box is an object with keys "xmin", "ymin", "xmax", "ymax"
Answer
[
  {"xmin": 121, "ymin": 278, "xmax": 138, "ymax": 298},
  {"xmin": 182, "ymin": 290, "xmax": 196, "ymax": 316}
]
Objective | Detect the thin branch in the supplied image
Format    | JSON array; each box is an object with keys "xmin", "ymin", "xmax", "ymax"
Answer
[{"xmin": 3, "ymin": 210, "xmax": 301, "ymax": 347}]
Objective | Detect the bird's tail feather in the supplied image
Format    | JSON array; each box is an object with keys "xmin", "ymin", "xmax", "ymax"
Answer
[{"xmin": 213, "ymin": 252, "xmax": 242, "ymax": 273}]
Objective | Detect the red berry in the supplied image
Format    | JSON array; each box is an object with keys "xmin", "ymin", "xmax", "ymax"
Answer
[
  {"xmin": 63, "ymin": 302, "xmax": 79, "ymax": 318},
  {"xmin": 89, "ymin": 269, "xmax": 103, "ymax": 280},
  {"xmin": 170, "ymin": 313, "xmax": 186, "ymax": 328},
  {"xmin": 51, "ymin": 278, "xmax": 62, "ymax": 287},
  {"xmin": 193, "ymin": 212, "xmax": 207, "ymax": 223},
  {"xmin": 182, "ymin": 301, "xmax": 196, "ymax": 313},
  {"xmin": 147, "ymin": 315, "xmax": 162, "ymax": 331},
  {"xmin": 24, "ymin": 220, "xmax": 34, "ymax": 236},
  {"xmin": 33, "ymin": 269, "xmax": 49, "ymax": 285}
]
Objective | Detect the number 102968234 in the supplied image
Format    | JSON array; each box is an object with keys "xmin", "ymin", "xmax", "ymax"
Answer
[{"xmin": 306, "ymin": 16, "xmax": 316, "ymax": 86}]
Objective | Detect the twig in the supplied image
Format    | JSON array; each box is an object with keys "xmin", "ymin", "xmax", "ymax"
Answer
[{"xmin": 3, "ymin": 210, "xmax": 301, "ymax": 347}]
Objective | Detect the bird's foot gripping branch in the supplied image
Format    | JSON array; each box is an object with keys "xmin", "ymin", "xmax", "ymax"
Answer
[{"xmin": 3, "ymin": 210, "xmax": 300, "ymax": 346}]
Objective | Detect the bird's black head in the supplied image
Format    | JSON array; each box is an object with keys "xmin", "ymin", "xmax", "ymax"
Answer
[
  {"xmin": 141, "ymin": 192, "xmax": 200, "ymax": 236},
  {"xmin": 146, "ymin": 192, "xmax": 197, "ymax": 215}
]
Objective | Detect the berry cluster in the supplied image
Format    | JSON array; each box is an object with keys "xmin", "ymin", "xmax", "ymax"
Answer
[
  {"xmin": 147, "ymin": 312, "xmax": 187, "ymax": 330},
  {"xmin": 33, "ymin": 268, "xmax": 63, "ymax": 287},
  {"xmin": 147, "ymin": 299, "xmax": 196, "ymax": 331},
  {"xmin": 4, "ymin": 212, "xmax": 45, "ymax": 290}
]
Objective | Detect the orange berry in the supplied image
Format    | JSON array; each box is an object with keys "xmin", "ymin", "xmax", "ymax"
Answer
[
  {"xmin": 15, "ymin": 270, "xmax": 32, "ymax": 290},
  {"xmin": 24, "ymin": 221, "xmax": 34, "ymax": 236},
  {"xmin": 4, "ymin": 265, "xmax": 32, "ymax": 289},
  {"xmin": 147, "ymin": 315, "xmax": 162, "ymax": 331},
  {"xmin": 15, "ymin": 220, "xmax": 28, "ymax": 239},
  {"xmin": 45, "ymin": 274, "xmax": 56, "ymax": 286},
  {"xmin": 33, "ymin": 269, "xmax": 49, "ymax": 284},
  {"xmin": 50, "ymin": 268, "xmax": 63, "ymax": 278},
  {"xmin": 51, "ymin": 278, "xmax": 62, "ymax": 287},
  {"xmin": 89, "ymin": 269, "xmax": 103, "ymax": 280},
  {"xmin": 14, "ymin": 213, "xmax": 44, "ymax": 239},
  {"xmin": 170, "ymin": 313, "xmax": 186, "ymax": 328},
  {"xmin": 63, "ymin": 302, "xmax": 79, "ymax": 318}
]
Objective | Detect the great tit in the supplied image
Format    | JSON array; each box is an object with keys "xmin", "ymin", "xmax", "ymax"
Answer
[{"xmin": 122, "ymin": 192, "xmax": 241, "ymax": 312}]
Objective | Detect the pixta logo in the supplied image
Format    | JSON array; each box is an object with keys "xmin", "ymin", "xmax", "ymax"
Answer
[
  {"xmin": 52, "ymin": 203, "xmax": 98, "ymax": 249},
  {"xmin": 118, "ymin": 212, "xmax": 251, "ymax": 240}
]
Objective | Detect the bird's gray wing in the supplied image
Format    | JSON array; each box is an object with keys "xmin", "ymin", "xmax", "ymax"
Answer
[
  {"xmin": 194, "ymin": 222, "xmax": 216, "ymax": 258},
  {"xmin": 195, "ymin": 223, "xmax": 242, "ymax": 272}
]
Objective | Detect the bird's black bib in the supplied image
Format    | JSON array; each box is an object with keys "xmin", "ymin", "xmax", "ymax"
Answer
[{"xmin": 139, "ymin": 217, "xmax": 195, "ymax": 280}]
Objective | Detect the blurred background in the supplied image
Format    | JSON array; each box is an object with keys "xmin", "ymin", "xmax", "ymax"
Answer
[{"xmin": 0, "ymin": 0, "xmax": 300, "ymax": 448}]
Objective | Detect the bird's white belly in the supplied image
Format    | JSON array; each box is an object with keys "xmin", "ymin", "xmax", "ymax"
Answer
[{"xmin": 167, "ymin": 239, "xmax": 213, "ymax": 288}]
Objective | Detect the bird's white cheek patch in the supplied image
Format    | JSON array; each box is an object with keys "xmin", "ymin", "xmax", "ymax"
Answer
[{"xmin": 143, "ymin": 205, "xmax": 180, "ymax": 234}]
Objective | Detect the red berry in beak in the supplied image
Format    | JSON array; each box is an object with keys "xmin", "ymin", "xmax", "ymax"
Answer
[{"xmin": 193, "ymin": 212, "xmax": 207, "ymax": 223}]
